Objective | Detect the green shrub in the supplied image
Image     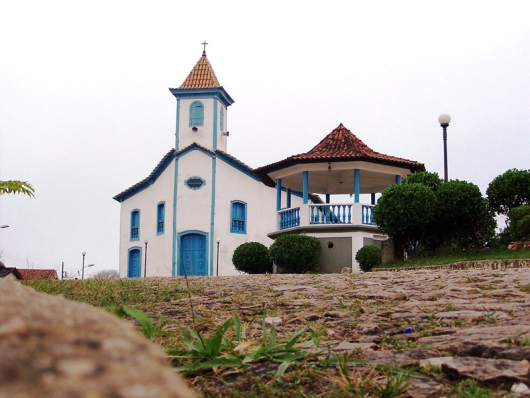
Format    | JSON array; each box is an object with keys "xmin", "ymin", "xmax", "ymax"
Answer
[
  {"xmin": 232, "ymin": 242, "xmax": 272, "ymax": 274},
  {"xmin": 269, "ymin": 234, "xmax": 321, "ymax": 273},
  {"xmin": 355, "ymin": 245, "xmax": 382, "ymax": 272}
]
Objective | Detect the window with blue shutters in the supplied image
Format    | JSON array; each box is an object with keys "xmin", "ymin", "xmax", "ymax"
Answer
[
  {"xmin": 189, "ymin": 101, "xmax": 204, "ymax": 126},
  {"xmin": 230, "ymin": 201, "xmax": 247, "ymax": 234},
  {"xmin": 157, "ymin": 202, "xmax": 165, "ymax": 235},
  {"xmin": 130, "ymin": 210, "xmax": 140, "ymax": 241}
]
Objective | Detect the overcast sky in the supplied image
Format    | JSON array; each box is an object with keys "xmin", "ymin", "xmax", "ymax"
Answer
[{"xmin": 1, "ymin": 1, "xmax": 529, "ymax": 276}]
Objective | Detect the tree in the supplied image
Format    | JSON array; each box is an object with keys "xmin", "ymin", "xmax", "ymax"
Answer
[
  {"xmin": 92, "ymin": 269, "xmax": 120, "ymax": 279},
  {"xmin": 403, "ymin": 171, "xmax": 442, "ymax": 192},
  {"xmin": 0, "ymin": 180, "xmax": 35, "ymax": 197},
  {"xmin": 487, "ymin": 169, "xmax": 530, "ymax": 215},
  {"xmin": 232, "ymin": 242, "xmax": 272, "ymax": 274},
  {"xmin": 373, "ymin": 183, "xmax": 436, "ymax": 257},
  {"xmin": 435, "ymin": 180, "xmax": 495, "ymax": 248}
]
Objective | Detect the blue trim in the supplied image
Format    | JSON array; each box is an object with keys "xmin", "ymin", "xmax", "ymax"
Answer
[
  {"xmin": 213, "ymin": 100, "xmax": 218, "ymax": 150},
  {"xmin": 276, "ymin": 178, "xmax": 282, "ymax": 211},
  {"xmin": 127, "ymin": 246, "xmax": 142, "ymax": 278},
  {"xmin": 210, "ymin": 157, "xmax": 217, "ymax": 275},
  {"xmin": 184, "ymin": 176, "xmax": 206, "ymax": 190},
  {"xmin": 175, "ymin": 98, "xmax": 180, "ymax": 149},
  {"xmin": 286, "ymin": 189, "xmax": 292, "ymax": 208},
  {"xmin": 189, "ymin": 100, "xmax": 204, "ymax": 126},
  {"xmin": 354, "ymin": 169, "xmax": 360, "ymax": 203},
  {"xmin": 114, "ymin": 144, "xmax": 264, "ymax": 202},
  {"xmin": 303, "ymin": 171, "xmax": 309, "ymax": 204},
  {"xmin": 130, "ymin": 209, "xmax": 140, "ymax": 241},
  {"xmin": 113, "ymin": 149, "xmax": 176, "ymax": 202},
  {"xmin": 157, "ymin": 202, "xmax": 165, "ymax": 235},
  {"xmin": 177, "ymin": 230, "xmax": 209, "ymax": 276},
  {"xmin": 172, "ymin": 157, "xmax": 179, "ymax": 276},
  {"xmin": 371, "ymin": 193, "xmax": 376, "ymax": 205},
  {"xmin": 396, "ymin": 175, "xmax": 402, "ymax": 184},
  {"xmin": 169, "ymin": 87, "xmax": 234, "ymax": 108},
  {"xmin": 230, "ymin": 200, "xmax": 247, "ymax": 234},
  {"xmin": 326, "ymin": 194, "xmax": 330, "ymax": 204}
]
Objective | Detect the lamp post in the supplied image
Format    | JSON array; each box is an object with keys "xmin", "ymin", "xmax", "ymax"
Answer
[
  {"xmin": 81, "ymin": 252, "xmax": 86, "ymax": 279},
  {"xmin": 144, "ymin": 240, "xmax": 148, "ymax": 278},
  {"xmin": 438, "ymin": 114, "xmax": 451, "ymax": 182},
  {"xmin": 216, "ymin": 238, "xmax": 220, "ymax": 276}
]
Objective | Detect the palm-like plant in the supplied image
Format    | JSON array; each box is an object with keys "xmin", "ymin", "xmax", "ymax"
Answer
[{"xmin": 0, "ymin": 180, "xmax": 35, "ymax": 198}]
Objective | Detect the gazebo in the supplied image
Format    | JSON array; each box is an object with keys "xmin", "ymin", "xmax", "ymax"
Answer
[{"xmin": 254, "ymin": 123, "xmax": 425, "ymax": 272}]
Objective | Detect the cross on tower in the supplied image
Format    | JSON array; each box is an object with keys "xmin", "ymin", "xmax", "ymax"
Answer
[{"xmin": 202, "ymin": 40, "xmax": 208, "ymax": 56}]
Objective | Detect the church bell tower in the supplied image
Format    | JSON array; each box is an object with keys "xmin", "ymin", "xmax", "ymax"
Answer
[{"xmin": 169, "ymin": 42, "xmax": 234, "ymax": 152}]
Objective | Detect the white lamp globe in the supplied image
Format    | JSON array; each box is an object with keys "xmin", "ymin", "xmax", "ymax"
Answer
[{"xmin": 438, "ymin": 114, "xmax": 451, "ymax": 125}]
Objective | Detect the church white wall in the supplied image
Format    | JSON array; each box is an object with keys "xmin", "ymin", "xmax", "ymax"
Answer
[{"xmin": 118, "ymin": 163, "xmax": 175, "ymax": 278}]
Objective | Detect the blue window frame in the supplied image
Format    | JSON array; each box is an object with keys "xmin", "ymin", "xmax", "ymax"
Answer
[
  {"xmin": 157, "ymin": 202, "xmax": 165, "ymax": 235},
  {"xmin": 220, "ymin": 106, "xmax": 224, "ymax": 131},
  {"xmin": 189, "ymin": 101, "xmax": 204, "ymax": 126},
  {"xmin": 230, "ymin": 200, "xmax": 247, "ymax": 234},
  {"xmin": 130, "ymin": 209, "xmax": 140, "ymax": 241},
  {"xmin": 185, "ymin": 176, "xmax": 206, "ymax": 190}
]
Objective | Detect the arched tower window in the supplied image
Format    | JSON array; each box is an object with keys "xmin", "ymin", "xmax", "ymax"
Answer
[{"xmin": 189, "ymin": 101, "xmax": 204, "ymax": 126}]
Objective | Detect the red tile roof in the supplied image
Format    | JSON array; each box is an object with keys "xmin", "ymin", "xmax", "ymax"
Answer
[
  {"xmin": 254, "ymin": 124, "xmax": 425, "ymax": 186},
  {"xmin": 178, "ymin": 55, "xmax": 221, "ymax": 89},
  {"xmin": 17, "ymin": 269, "xmax": 58, "ymax": 280}
]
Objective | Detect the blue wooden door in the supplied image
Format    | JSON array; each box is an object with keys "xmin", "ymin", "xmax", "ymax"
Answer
[
  {"xmin": 128, "ymin": 248, "xmax": 141, "ymax": 278},
  {"xmin": 180, "ymin": 234, "xmax": 207, "ymax": 276}
]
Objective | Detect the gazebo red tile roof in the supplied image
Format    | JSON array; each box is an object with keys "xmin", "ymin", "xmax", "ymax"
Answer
[
  {"xmin": 178, "ymin": 55, "xmax": 221, "ymax": 89},
  {"xmin": 254, "ymin": 124, "xmax": 425, "ymax": 187}
]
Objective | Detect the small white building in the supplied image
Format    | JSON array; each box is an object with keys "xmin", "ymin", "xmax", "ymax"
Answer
[{"xmin": 114, "ymin": 50, "xmax": 424, "ymax": 277}]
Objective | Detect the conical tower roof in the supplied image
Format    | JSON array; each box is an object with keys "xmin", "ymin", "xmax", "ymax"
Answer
[{"xmin": 178, "ymin": 54, "xmax": 221, "ymax": 89}]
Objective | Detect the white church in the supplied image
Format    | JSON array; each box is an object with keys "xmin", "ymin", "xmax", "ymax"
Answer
[{"xmin": 113, "ymin": 49, "xmax": 425, "ymax": 278}]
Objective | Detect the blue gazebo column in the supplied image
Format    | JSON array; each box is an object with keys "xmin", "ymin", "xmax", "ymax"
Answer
[
  {"xmin": 371, "ymin": 193, "xmax": 376, "ymax": 205},
  {"xmin": 354, "ymin": 169, "xmax": 360, "ymax": 203},
  {"xmin": 396, "ymin": 175, "xmax": 402, "ymax": 184},
  {"xmin": 276, "ymin": 178, "xmax": 282, "ymax": 211},
  {"xmin": 287, "ymin": 189, "xmax": 292, "ymax": 208},
  {"xmin": 303, "ymin": 171, "xmax": 309, "ymax": 204},
  {"xmin": 325, "ymin": 194, "xmax": 330, "ymax": 204}
]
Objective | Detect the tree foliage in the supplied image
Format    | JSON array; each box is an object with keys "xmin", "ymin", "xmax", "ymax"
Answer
[
  {"xmin": 375, "ymin": 172, "xmax": 495, "ymax": 256},
  {"xmin": 92, "ymin": 269, "xmax": 120, "ymax": 279},
  {"xmin": 487, "ymin": 169, "xmax": 530, "ymax": 215},
  {"xmin": 0, "ymin": 180, "xmax": 35, "ymax": 198},
  {"xmin": 403, "ymin": 171, "xmax": 442, "ymax": 192},
  {"xmin": 232, "ymin": 242, "xmax": 272, "ymax": 274},
  {"xmin": 355, "ymin": 245, "xmax": 382, "ymax": 272},
  {"xmin": 373, "ymin": 183, "xmax": 436, "ymax": 256},
  {"xmin": 269, "ymin": 234, "xmax": 321, "ymax": 273},
  {"xmin": 502, "ymin": 205, "xmax": 530, "ymax": 243}
]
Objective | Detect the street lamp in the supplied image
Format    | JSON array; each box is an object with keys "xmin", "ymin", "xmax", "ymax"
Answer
[
  {"xmin": 144, "ymin": 240, "xmax": 148, "ymax": 278},
  {"xmin": 438, "ymin": 114, "xmax": 451, "ymax": 182},
  {"xmin": 216, "ymin": 238, "xmax": 221, "ymax": 276},
  {"xmin": 81, "ymin": 252, "xmax": 86, "ymax": 279}
]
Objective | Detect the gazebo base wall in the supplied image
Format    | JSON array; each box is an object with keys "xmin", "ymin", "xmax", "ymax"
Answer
[{"xmin": 268, "ymin": 225, "xmax": 391, "ymax": 273}]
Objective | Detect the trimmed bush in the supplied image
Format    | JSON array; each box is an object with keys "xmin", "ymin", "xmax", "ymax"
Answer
[
  {"xmin": 355, "ymin": 245, "xmax": 382, "ymax": 272},
  {"xmin": 269, "ymin": 234, "xmax": 321, "ymax": 274},
  {"xmin": 232, "ymin": 242, "xmax": 272, "ymax": 274}
]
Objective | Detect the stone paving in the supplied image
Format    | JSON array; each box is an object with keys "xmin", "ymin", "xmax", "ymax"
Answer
[{"xmin": 174, "ymin": 263, "xmax": 530, "ymax": 396}]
